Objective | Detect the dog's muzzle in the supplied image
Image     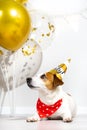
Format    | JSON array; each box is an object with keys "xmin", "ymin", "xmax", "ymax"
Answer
[
  {"xmin": 26, "ymin": 78, "xmax": 32, "ymax": 84},
  {"xmin": 26, "ymin": 78, "xmax": 35, "ymax": 88}
]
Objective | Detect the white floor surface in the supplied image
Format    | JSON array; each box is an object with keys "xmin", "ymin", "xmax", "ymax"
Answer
[{"xmin": 0, "ymin": 114, "xmax": 87, "ymax": 130}]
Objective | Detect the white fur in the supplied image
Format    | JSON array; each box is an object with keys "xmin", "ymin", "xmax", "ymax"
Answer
[{"xmin": 26, "ymin": 75, "xmax": 76, "ymax": 122}]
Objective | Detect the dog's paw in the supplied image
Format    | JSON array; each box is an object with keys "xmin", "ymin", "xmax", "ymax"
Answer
[
  {"xmin": 26, "ymin": 115, "xmax": 40, "ymax": 122},
  {"xmin": 63, "ymin": 117, "xmax": 72, "ymax": 122},
  {"xmin": 26, "ymin": 118, "xmax": 39, "ymax": 122}
]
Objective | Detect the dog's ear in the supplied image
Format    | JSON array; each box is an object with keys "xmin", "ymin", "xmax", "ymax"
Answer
[
  {"xmin": 53, "ymin": 75, "xmax": 64, "ymax": 88},
  {"xmin": 45, "ymin": 72, "xmax": 54, "ymax": 82}
]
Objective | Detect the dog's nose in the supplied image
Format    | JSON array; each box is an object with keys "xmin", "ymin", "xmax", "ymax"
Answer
[{"xmin": 26, "ymin": 78, "xmax": 32, "ymax": 84}]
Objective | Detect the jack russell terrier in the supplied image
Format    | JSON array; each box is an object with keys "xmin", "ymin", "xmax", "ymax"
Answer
[{"xmin": 26, "ymin": 59, "xmax": 76, "ymax": 122}]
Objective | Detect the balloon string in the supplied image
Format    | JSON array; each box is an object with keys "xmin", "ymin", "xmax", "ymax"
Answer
[
  {"xmin": 0, "ymin": 55, "xmax": 11, "ymax": 115},
  {"xmin": 11, "ymin": 52, "xmax": 16, "ymax": 116},
  {"xmin": 0, "ymin": 54, "xmax": 16, "ymax": 116},
  {"xmin": 0, "ymin": 90, "xmax": 6, "ymax": 114}
]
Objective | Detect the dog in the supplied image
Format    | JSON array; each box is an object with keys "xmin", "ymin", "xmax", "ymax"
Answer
[{"xmin": 26, "ymin": 72, "xmax": 76, "ymax": 122}]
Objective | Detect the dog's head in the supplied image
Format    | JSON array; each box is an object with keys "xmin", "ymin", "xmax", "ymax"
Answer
[{"xmin": 26, "ymin": 72, "xmax": 64, "ymax": 91}]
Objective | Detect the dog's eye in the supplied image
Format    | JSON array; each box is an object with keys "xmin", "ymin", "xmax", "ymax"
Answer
[{"xmin": 40, "ymin": 74, "xmax": 46, "ymax": 79}]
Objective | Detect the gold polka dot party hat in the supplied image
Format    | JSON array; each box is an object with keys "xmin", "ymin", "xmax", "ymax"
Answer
[{"xmin": 50, "ymin": 59, "xmax": 71, "ymax": 81}]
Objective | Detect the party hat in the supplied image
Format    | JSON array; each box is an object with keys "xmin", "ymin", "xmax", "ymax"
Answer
[{"xmin": 50, "ymin": 59, "xmax": 71, "ymax": 81}]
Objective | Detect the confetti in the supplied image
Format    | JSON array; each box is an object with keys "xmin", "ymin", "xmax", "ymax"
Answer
[
  {"xmin": 22, "ymin": 45, "xmax": 37, "ymax": 56},
  {"xmin": 42, "ymin": 16, "xmax": 45, "ymax": 19},
  {"xmin": 0, "ymin": 50, "xmax": 3, "ymax": 55},
  {"xmin": 30, "ymin": 38, "xmax": 34, "ymax": 42},
  {"xmin": 29, "ymin": 12, "xmax": 55, "ymax": 50},
  {"xmin": 42, "ymin": 34, "xmax": 45, "ymax": 37},
  {"xmin": 46, "ymin": 33, "xmax": 50, "ymax": 37},
  {"xmin": 25, "ymin": 38, "xmax": 29, "ymax": 42},
  {"xmin": 48, "ymin": 23, "xmax": 55, "ymax": 32},
  {"xmin": 32, "ymin": 27, "xmax": 37, "ymax": 32}
]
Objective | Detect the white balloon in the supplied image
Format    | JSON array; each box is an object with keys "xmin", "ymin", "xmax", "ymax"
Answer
[
  {"xmin": 0, "ymin": 39, "xmax": 42, "ymax": 91},
  {"xmin": 29, "ymin": 10, "xmax": 55, "ymax": 50},
  {"xmin": 0, "ymin": 47, "xmax": 12, "ymax": 56}
]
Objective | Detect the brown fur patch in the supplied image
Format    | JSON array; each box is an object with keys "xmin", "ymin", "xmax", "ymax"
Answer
[
  {"xmin": 45, "ymin": 72, "xmax": 54, "ymax": 82},
  {"xmin": 41, "ymin": 72, "xmax": 64, "ymax": 90},
  {"xmin": 53, "ymin": 75, "xmax": 64, "ymax": 88}
]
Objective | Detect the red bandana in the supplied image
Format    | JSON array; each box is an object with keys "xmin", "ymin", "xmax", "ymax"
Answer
[{"xmin": 36, "ymin": 98, "xmax": 62, "ymax": 118}]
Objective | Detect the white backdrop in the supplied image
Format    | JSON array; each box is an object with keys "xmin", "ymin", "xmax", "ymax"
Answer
[{"xmin": 1, "ymin": 0, "xmax": 87, "ymax": 115}]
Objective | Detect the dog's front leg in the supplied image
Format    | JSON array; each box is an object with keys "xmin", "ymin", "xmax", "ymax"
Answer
[
  {"xmin": 26, "ymin": 113, "xmax": 41, "ymax": 122},
  {"xmin": 62, "ymin": 110, "xmax": 72, "ymax": 122}
]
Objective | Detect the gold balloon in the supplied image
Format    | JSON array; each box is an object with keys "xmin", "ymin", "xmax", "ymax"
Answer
[
  {"xmin": 14, "ymin": 0, "xmax": 27, "ymax": 4},
  {"xmin": 0, "ymin": 0, "xmax": 31, "ymax": 51}
]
